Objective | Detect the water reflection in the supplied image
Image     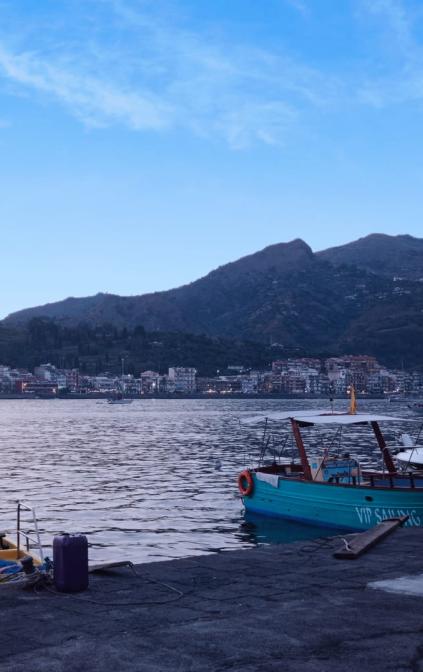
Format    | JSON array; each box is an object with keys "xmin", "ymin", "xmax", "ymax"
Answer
[
  {"xmin": 0, "ymin": 398, "xmax": 416, "ymax": 563},
  {"xmin": 239, "ymin": 512, "xmax": 347, "ymax": 546}
]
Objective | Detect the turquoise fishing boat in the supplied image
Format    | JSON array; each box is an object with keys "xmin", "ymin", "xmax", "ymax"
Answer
[{"xmin": 238, "ymin": 404, "xmax": 423, "ymax": 531}]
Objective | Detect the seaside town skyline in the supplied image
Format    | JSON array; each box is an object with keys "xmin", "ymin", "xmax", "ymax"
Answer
[{"xmin": 1, "ymin": 355, "xmax": 422, "ymax": 398}]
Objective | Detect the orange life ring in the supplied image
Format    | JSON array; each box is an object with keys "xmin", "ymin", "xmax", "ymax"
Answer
[{"xmin": 238, "ymin": 470, "xmax": 254, "ymax": 497}]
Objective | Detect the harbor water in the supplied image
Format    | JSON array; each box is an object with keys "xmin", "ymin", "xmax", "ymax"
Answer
[{"xmin": 0, "ymin": 398, "xmax": 417, "ymax": 563}]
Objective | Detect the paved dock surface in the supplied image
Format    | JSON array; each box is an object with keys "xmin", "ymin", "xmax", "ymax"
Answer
[{"xmin": 1, "ymin": 528, "xmax": 423, "ymax": 672}]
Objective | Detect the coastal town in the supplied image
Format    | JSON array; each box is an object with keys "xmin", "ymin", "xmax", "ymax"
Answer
[{"xmin": 0, "ymin": 354, "xmax": 422, "ymax": 398}]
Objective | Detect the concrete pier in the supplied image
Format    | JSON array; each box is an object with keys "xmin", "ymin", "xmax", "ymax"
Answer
[{"xmin": 1, "ymin": 529, "xmax": 423, "ymax": 672}]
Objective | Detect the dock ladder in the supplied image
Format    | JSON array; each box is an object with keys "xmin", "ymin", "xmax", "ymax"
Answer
[{"xmin": 15, "ymin": 501, "xmax": 44, "ymax": 563}]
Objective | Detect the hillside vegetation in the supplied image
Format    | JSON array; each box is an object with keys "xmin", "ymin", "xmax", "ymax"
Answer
[{"xmin": 0, "ymin": 319, "xmax": 294, "ymax": 376}]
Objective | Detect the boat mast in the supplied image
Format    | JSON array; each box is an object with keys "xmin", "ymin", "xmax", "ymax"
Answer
[
  {"xmin": 290, "ymin": 418, "xmax": 312, "ymax": 480},
  {"xmin": 371, "ymin": 421, "xmax": 396, "ymax": 473}
]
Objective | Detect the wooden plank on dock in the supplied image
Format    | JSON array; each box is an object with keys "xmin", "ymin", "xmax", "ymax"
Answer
[
  {"xmin": 89, "ymin": 560, "xmax": 137, "ymax": 574},
  {"xmin": 333, "ymin": 516, "xmax": 409, "ymax": 560}
]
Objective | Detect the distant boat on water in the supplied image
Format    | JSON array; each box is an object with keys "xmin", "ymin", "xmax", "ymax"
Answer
[
  {"xmin": 394, "ymin": 433, "xmax": 423, "ymax": 470},
  {"xmin": 107, "ymin": 392, "xmax": 133, "ymax": 405}
]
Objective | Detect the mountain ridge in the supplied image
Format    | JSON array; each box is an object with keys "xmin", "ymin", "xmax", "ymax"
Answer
[
  {"xmin": 4, "ymin": 238, "xmax": 314, "ymax": 324},
  {"xmin": 317, "ymin": 233, "xmax": 423, "ymax": 279},
  {"xmin": 3, "ymin": 233, "xmax": 423, "ymax": 368}
]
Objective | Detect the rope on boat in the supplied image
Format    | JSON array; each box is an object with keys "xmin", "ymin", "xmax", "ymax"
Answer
[{"xmin": 341, "ymin": 538, "xmax": 352, "ymax": 552}]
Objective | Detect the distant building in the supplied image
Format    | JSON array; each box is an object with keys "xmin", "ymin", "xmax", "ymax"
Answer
[
  {"xmin": 64, "ymin": 369, "xmax": 79, "ymax": 392},
  {"xmin": 92, "ymin": 375, "xmax": 117, "ymax": 392},
  {"xmin": 197, "ymin": 376, "xmax": 241, "ymax": 394},
  {"xmin": 0, "ymin": 366, "xmax": 34, "ymax": 393},
  {"xmin": 22, "ymin": 381, "xmax": 58, "ymax": 396},
  {"xmin": 241, "ymin": 377, "xmax": 258, "ymax": 394},
  {"xmin": 367, "ymin": 369, "xmax": 397, "ymax": 395},
  {"xmin": 140, "ymin": 371, "xmax": 160, "ymax": 394},
  {"xmin": 34, "ymin": 363, "xmax": 57, "ymax": 381},
  {"xmin": 34, "ymin": 363, "xmax": 70, "ymax": 389},
  {"xmin": 326, "ymin": 356, "xmax": 380, "ymax": 394},
  {"xmin": 227, "ymin": 365, "xmax": 247, "ymax": 374},
  {"xmin": 168, "ymin": 367, "xmax": 197, "ymax": 393}
]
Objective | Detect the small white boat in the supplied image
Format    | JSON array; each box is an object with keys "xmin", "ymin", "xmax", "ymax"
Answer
[
  {"xmin": 396, "ymin": 447, "xmax": 423, "ymax": 470},
  {"xmin": 107, "ymin": 398, "xmax": 133, "ymax": 405},
  {"xmin": 395, "ymin": 435, "xmax": 423, "ymax": 469}
]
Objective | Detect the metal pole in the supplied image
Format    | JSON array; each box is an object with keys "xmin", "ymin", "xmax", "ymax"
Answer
[
  {"xmin": 290, "ymin": 419, "xmax": 312, "ymax": 480},
  {"xmin": 16, "ymin": 501, "xmax": 21, "ymax": 559},
  {"xmin": 371, "ymin": 421, "xmax": 396, "ymax": 474},
  {"xmin": 31, "ymin": 507, "xmax": 44, "ymax": 562}
]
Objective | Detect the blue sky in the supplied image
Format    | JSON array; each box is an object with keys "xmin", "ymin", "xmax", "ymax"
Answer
[{"xmin": 1, "ymin": 0, "xmax": 423, "ymax": 317}]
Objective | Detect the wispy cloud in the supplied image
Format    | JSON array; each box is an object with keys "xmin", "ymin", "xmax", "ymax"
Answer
[
  {"xmin": 357, "ymin": 0, "xmax": 423, "ymax": 106},
  {"xmin": 0, "ymin": 46, "xmax": 171, "ymax": 131},
  {"xmin": 284, "ymin": 0, "xmax": 310, "ymax": 18},
  {"xmin": 2, "ymin": 0, "xmax": 420, "ymax": 147},
  {"xmin": 362, "ymin": 0, "xmax": 415, "ymax": 55},
  {"xmin": 0, "ymin": 0, "xmax": 337, "ymax": 148}
]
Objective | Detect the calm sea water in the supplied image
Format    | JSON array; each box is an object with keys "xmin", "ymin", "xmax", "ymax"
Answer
[{"xmin": 0, "ymin": 398, "xmax": 417, "ymax": 564}]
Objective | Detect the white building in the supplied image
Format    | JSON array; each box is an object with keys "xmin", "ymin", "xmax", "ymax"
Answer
[
  {"xmin": 92, "ymin": 376, "xmax": 117, "ymax": 392},
  {"xmin": 168, "ymin": 367, "xmax": 197, "ymax": 393},
  {"xmin": 241, "ymin": 377, "xmax": 258, "ymax": 394},
  {"xmin": 34, "ymin": 363, "xmax": 57, "ymax": 381},
  {"xmin": 34, "ymin": 363, "xmax": 72, "ymax": 390}
]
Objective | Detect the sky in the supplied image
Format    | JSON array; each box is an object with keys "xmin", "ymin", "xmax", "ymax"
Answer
[{"xmin": 1, "ymin": 0, "xmax": 423, "ymax": 317}]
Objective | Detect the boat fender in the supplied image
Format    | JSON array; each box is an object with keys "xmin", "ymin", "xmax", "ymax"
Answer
[{"xmin": 238, "ymin": 470, "xmax": 254, "ymax": 497}]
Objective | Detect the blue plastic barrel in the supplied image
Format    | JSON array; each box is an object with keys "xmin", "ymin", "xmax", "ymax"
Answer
[{"xmin": 53, "ymin": 533, "xmax": 89, "ymax": 593}]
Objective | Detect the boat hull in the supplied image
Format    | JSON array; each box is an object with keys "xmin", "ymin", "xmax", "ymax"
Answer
[
  {"xmin": 243, "ymin": 474, "xmax": 423, "ymax": 531},
  {"xmin": 0, "ymin": 538, "xmax": 42, "ymax": 565}
]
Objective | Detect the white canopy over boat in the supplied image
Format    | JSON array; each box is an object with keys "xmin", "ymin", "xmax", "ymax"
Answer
[{"xmin": 241, "ymin": 410, "xmax": 412, "ymax": 426}]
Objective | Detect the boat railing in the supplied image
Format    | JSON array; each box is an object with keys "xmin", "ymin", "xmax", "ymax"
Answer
[
  {"xmin": 12, "ymin": 501, "xmax": 44, "ymax": 562},
  {"xmin": 257, "ymin": 464, "xmax": 423, "ymax": 489},
  {"xmin": 363, "ymin": 471, "xmax": 423, "ymax": 489}
]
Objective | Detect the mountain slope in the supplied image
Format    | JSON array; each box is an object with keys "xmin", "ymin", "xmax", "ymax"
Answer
[
  {"xmin": 318, "ymin": 234, "xmax": 423, "ymax": 280},
  {"xmin": 4, "ymin": 239, "xmax": 316, "ymax": 335},
  {"xmin": 3, "ymin": 234, "xmax": 423, "ymax": 367}
]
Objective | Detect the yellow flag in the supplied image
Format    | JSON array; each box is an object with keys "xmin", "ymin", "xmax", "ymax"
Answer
[{"xmin": 349, "ymin": 385, "xmax": 357, "ymax": 415}]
